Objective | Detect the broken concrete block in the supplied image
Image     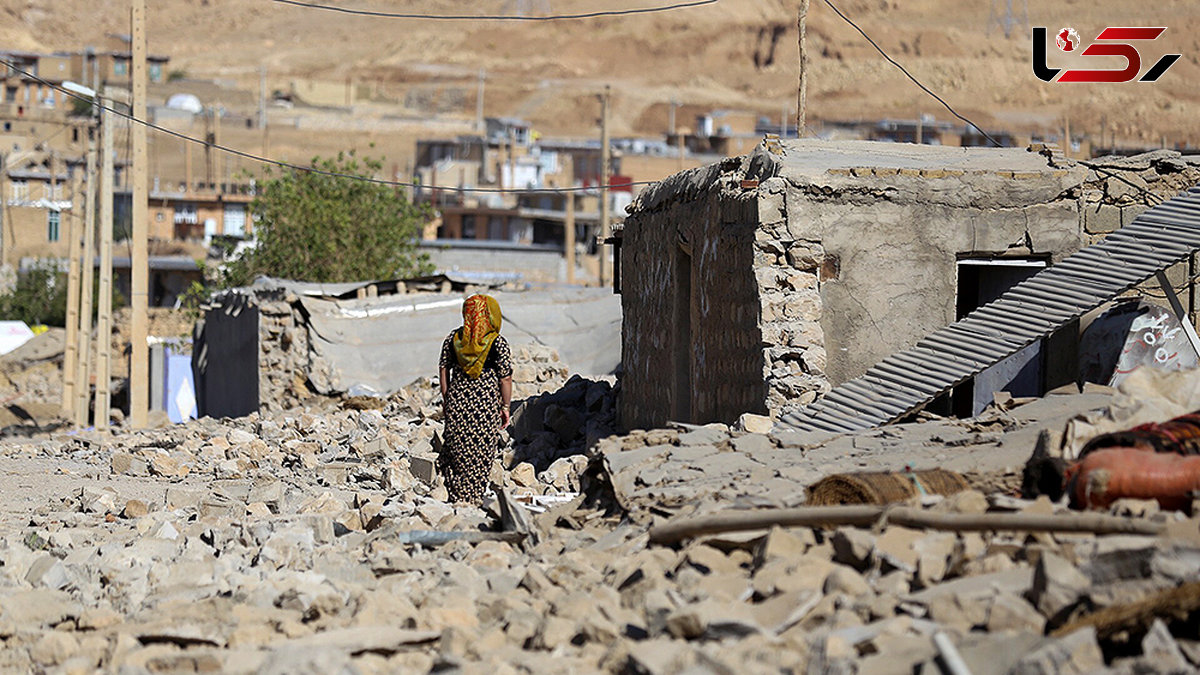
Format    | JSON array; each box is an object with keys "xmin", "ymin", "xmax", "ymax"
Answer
[
  {"xmin": 1084, "ymin": 203, "xmax": 1121, "ymax": 234},
  {"xmin": 110, "ymin": 452, "xmax": 149, "ymax": 476},
  {"xmin": 986, "ymin": 593, "xmax": 1046, "ymax": 634},
  {"xmin": 824, "ymin": 565, "xmax": 871, "ymax": 598},
  {"xmin": 509, "ymin": 462, "xmax": 537, "ymax": 488},
  {"xmin": 1011, "ymin": 626, "xmax": 1104, "ymax": 674},
  {"xmin": 831, "ymin": 527, "xmax": 875, "ymax": 571},
  {"xmin": 1029, "ymin": 552, "xmax": 1090, "ymax": 620},
  {"xmin": 665, "ymin": 599, "xmax": 762, "ymax": 640},
  {"xmin": 24, "ymin": 555, "xmax": 70, "ymax": 590},
  {"xmin": 409, "ymin": 454, "xmax": 437, "ymax": 486},
  {"xmin": 29, "ymin": 631, "xmax": 80, "ymax": 667},
  {"xmin": 737, "ymin": 413, "xmax": 773, "ymax": 434},
  {"xmin": 122, "ymin": 499, "xmax": 149, "ymax": 519},
  {"xmin": 754, "ymin": 526, "xmax": 814, "ymax": 567}
]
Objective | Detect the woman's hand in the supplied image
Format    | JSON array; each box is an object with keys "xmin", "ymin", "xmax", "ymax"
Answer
[{"xmin": 500, "ymin": 406, "xmax": 511, "ymax": 429}]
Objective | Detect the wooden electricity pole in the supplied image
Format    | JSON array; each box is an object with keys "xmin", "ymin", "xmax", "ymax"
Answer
[
  {"xmin": 61, "ymin": 168, "xmax": 82, "ymax": 415},
  {"xmin": 96, "ymin": 98, "xmax": 115, "ymax": 429},
  {"xmin": 564, "ymin": 191, "xmax": 576, "ymax": 285},
  {"xmin": 796, "ymin": 0, "xmax": 809, "ymax": 135},
  {"xmin": 130, "ymin": 0, "xmax": 149, "ymax": 428},
  {"xmin": 598, "ymin": 85, "xmax": 611, "ymax": 287},
  {"xmin": 74, "ymin": 137, "xmax": 97, "ymax": 426}
]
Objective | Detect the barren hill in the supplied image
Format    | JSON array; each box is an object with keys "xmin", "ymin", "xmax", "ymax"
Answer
[{"xmin": 4, "ymin": 0, "xmax": 1200, "ymax": 146}]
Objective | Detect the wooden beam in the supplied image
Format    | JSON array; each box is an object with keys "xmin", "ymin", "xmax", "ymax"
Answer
[
  {"xmin": 61, "ymin": 167, "xmax": 82, "ymax": 415},
  {"xmin": 74, "ymin": 137, "xmax": 97, "ymax": 426}
]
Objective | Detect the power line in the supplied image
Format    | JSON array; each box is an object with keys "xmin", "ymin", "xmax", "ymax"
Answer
[
  {"xmin": 269, "ymin": 0, "xmax": 719, "ymax": 20},
  {"xmin": 0, "ymin": 59, "xmax": 657, "ymax": 195},
  {"xmin": 818, "ymin": 0, "xmax": 1004, "ymax": 148},
  {"xmin": 818, "ymin": 0, "xmax": 1165, "ymax": 205}
]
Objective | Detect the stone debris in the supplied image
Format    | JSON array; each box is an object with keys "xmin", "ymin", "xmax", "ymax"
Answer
[{"xmin": 3, "ymin": 363, "xmax": 1200, "ymax": 672}]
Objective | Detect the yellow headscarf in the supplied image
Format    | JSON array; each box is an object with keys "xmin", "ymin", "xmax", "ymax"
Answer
[{"xmin": 453, "ymin": 294, "xmax": 502, "ymax": 378}]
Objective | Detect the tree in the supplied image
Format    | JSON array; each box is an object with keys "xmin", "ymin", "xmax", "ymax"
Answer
[{"xmin": 222, "ymin": 152, "xmax": 434, "ymax": 286}]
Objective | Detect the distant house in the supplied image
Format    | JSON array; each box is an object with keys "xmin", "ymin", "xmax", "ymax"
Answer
[{"xmin": 2, "ymin": 151, "xmax": 82, "ymax": 266}]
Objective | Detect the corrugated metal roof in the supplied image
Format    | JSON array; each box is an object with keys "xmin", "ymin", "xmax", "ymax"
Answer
[{"xmin": 778, "ymin": 185, "xmax": 1200, "ymax": 434}]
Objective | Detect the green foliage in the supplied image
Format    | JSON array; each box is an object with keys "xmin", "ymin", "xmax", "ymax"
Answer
[
  {"xmin": 0, "ymin": 261, "xmax": 67, "ymax": 326},
  {"xmin": 0, "ymin": 261, "xmax": 125, "ymax": 328},
  {"xmin": 221, "ymin": 152, "xmax": 434, "ymax": 287},
  {"xmin": 167, "ymin": 69, "xmax": 188, "ymax": 82},
  {"xmin": 70, "ymin": 97, "xmax": 93, "ymax": 118}
]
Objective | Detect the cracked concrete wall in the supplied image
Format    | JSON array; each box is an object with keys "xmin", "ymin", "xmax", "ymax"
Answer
[
  {"xmin": 619, "ymin": 159, "xmax": 766, "ymax": 430},
  {"xmin": 781, "ymin": 166, "xmax": 1086, "ymax": 387}
]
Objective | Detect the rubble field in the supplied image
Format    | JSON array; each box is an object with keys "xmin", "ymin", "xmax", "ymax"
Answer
[{"xmin": 2, "ymin": 363, "xmax": 1200, "ymax": 674}]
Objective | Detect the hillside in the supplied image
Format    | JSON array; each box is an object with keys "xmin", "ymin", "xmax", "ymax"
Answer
[{"xmin": 3, "ymin": 0, "xmax": 1199, "ymax": 147}]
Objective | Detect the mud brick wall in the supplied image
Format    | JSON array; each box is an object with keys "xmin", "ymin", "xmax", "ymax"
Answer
[{"xmin": 619, "ymin": 159, "xmax": 769, "ymax": 430}]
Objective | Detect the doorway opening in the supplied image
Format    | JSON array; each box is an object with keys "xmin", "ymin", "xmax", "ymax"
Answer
[{"xmin": 950, "ymin": 257, "xmax": 1048, "ymax": 417}]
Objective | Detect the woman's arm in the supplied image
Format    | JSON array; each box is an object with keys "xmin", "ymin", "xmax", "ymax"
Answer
[
  {"xmin": 499, "ymin": 376, "xmax": 512, "ymax": 428},
  {"xmin": 439, "ymin": 366, "xmax": 449, "ymax": 401}
]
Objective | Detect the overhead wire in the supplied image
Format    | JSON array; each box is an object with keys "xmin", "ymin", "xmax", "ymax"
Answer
[
  {"xmin": 269, "ymin": 0, "xmax": 719, "ymax": 20},
  {"xmin": 818, "ymin": 0, "xmax": 1166, "ymax": 205},
  {"xmin": 0, "ymin": 59, "xmax": 659, "ymax": 195}
]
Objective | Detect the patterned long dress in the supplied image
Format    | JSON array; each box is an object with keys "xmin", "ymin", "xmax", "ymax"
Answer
[{"xmin": 438, "ymin": 331, "xmax": 513, "ymax": 504}]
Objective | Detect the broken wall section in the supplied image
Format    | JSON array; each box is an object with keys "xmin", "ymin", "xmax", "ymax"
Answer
[
  {"xmin": 619, "ymin": 159, "xmax": 769, "ymax": 431},
  {"xmin": 1079, "ymin": 150, "xmax": 1200, "ymax": 331}
]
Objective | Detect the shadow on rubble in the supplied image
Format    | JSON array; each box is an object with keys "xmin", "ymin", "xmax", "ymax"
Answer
[{"xmin": 505, "ymin": 375, "xmax": 618, "ymax": 473}]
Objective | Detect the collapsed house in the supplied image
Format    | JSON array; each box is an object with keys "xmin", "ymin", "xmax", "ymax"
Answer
[
  {"xmin": 193, "ymin": 276, "xmax": 621, "ymax": 417},
  {"xmin": 616, "ymin": 140, "xmax": 1200, "ymax": 430}
]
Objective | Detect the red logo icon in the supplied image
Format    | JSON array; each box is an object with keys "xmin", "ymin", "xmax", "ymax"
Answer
[{"xmin": 1033, "ymin": 26, "xmax": 1181, "ymax": 83}]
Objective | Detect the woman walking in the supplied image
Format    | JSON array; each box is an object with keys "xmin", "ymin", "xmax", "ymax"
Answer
[{"xmin": 438, "ymin": 294, "xmax": 513, "ymax": 504}]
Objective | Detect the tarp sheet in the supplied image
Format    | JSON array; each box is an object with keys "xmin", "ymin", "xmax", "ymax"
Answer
[{"xmin": 300, "ymin": 288, "xmax": 620, "ymax": 395}]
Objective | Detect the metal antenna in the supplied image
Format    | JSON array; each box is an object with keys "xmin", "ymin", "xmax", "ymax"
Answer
[{"xmin": 987, "ymin": 0, "xmax": 1028, "ymax": 38}]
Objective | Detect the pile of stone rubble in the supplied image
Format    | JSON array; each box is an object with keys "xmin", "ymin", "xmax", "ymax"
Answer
[{"xmin": 1, "ymin": 370, "xmax": 1199, "ymax": 673}]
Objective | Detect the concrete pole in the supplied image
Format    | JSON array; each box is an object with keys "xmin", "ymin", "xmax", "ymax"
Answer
[
  {"xmin": 598, "ymin": 85, "xmax": 611, "ymax": 287},
  {"xmin": 564, "ymin": 191, "xmax": 575, "ymax": 285},
  {"xmin": 213, "ymin": 102, "xmax": 223, "ymax": 190},
  {"xmin": 796, "ymin": 0, "xmax": 809, "ymax": 136},
  {"xmin": 916, "ymin": 115, "xmax": 923, "ymax": 145},
  {"xmin": 61, "ymin": 167, "xmax": 82, "ymax": 415},
  {"xmin": 96, "ymin": 99, "xmax": 114, "ymax": 429},
  {"xmin": 668, "ymin": 99, "xmax": 676, "ymax": 136},
  {"xmin": 75, "ymin": 137, "xmax": 97, "ymax": 426},
  {"xmin": 129, "ymin": 0, "xmax": 149, "ymax": 428},
  {"xmin": 475, "ymin": 68, "xmax": 485, "ymax": 133},
  {"xmin": 184, "ymin": 135, "xmax": 192, "ymax": 193}
]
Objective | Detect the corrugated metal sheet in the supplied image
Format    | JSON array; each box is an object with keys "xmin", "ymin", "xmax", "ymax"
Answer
[{"xmin": 779, "ymin": 186, "xmax": 1200, "ymax": 434}]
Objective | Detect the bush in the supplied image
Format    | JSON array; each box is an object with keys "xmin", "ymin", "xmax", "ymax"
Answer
[{"xmin": 220, "ymin": 151, "xmax": 434, "ymax": 287}]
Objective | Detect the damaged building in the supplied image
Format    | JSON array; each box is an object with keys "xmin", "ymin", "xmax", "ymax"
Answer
[{"xmin": 616, "ymin": 140, "xmax": 1200, "ymax": 430}]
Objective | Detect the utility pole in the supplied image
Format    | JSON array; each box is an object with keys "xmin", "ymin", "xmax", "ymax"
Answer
[
  {"xmin": 916, "ymin": 114, "xmax": 923, "ymax": 145},
  {"xmin": 668, "ymin": 99, "xmax": 677, "ymax": 136},
  {"xmin": 74, "ymin": 136, "xmax": 97, "ymax": 426},
  {"xmin": 96, "ymin": 97, "xmax": 114, "ymax": 429},
  {"xmin": 213, "ymin": 102, "xmax": 223, "ymax": 190},
  {"xmin": 475, "ymin": 68, "xmax": 485, "ymax": 133},
  {"xmin": 564, "ymin": 190, "xmax": 575, "ymax": 285},
  {"xmin": 62, "ymin": 168, "xmax": 82, "ymax": 415},
  {"xmin": 598, "ymin": 85, "xmax": 611, "ymax": 287},
  {"xmin": 796, "ymin": 0, "xmax": 809, "ymax": 135},
  {"xmin": 130, "ymin": 0, "xmax": 149, "ymax": 428}
]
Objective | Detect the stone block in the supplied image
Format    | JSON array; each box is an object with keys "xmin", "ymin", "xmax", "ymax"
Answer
[
  {"xmin": 1083, "ymin": 204, "xmax": 1121, "ymax": 234},
  {"xmin": 1122, "ymin": 204, "xmax": 1150, "ymax": 227},
  {"xmin": 737, "ymin": 413, "xmax": 773, "ymax": 434},
  {"xmin": 111, "ymin": 452, "xmax": 148, "ymax": 477},
  {"xmin": 1010, "ymin": 626, "xmax": 1104, "ymax": 674},
  {"xmin": 409, "ymin": 455, "xmax": 437, "ymax": 486},
  {"xmin": 1030, "ymin": 552, "xmax": 1090, "ymax": 620}
]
